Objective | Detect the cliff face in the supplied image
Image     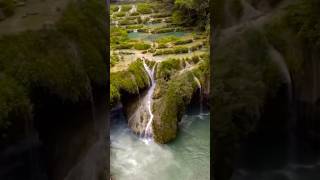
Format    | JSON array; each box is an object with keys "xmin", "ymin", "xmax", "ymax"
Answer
[{"xmin": 0, "ymin": 0, "xmax": 107, "ymax": 179}]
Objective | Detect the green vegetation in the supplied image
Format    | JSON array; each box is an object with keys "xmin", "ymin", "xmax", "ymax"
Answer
[
  {"xmin": 111, "ymin": 54, "xmax": 120, "ymax": 67},
  {"xmin": 137, "ymin": 3, "xmax": 153, "ymax": 14},
  {"xmin": 152, "ymin": 55, "xmax": 209, "ymax": 143},
  {"xmin": 111, "ymin": 5, "xmax": 119, "ymax": 12},
  {"xmin": 121, "ymin": 5, "xmax": 132, "ymax": 12},
  {"xmin": 156, "ymin": 58, "xmax": 182, "ymax": 80},
  {"xmin": 172, "ymin": 0, "xmax": 209, "ymax": 29},
  {"xmin": 174, "ymin": 39, "xmax": 193, "ymax": 45},
  {"xmin": 0, "ymin": 0, "xmax": 106, "ymax": 136},
  {"xmin": 133, "ymin": 42, "xmax": 151, "ymax": 50},
  {"xmin": 119, "ymin": 19, "xmax": 137, "ymax": 25},
  {"xmin": 130, "ymin": 12, "xmax": 140, "ymax": 16},
  {"xmin": 115, "ymin": 12, "xmax": 126, "ymax": 17},
  {"xmin": 154, "ymin": 46, "xmax": 189, "ymax": 56},
  {"xmin": 0, "ymin": 74, "xmax": 31, "ymax": 131},
  {"xmin": 110, "ymin": 60, "xmax": 150, "ymax": 107},
  {"xmin": 156, "ymin": 36, "xmax": 179, "ymax": 44}
]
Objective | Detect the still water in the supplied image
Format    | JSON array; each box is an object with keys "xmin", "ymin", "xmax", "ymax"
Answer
[{"xmin": 110, "ymin": 107, "xmax": 210, "ymax": 180}]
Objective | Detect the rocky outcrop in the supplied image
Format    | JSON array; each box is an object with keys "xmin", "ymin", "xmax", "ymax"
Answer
[{"xmin": 152, "ymin": 57, "xmax": 208, "ymax": 143}]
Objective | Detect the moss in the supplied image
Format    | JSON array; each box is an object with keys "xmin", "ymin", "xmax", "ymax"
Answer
[
  {"xmin": 153, "ymin": 69, "xmax": 200, "ymax": 144},
  {"xmin": 156, "ymin": 58, "xmax": 182, "ymax": 80},
  {"xmin": 154, "ymin": 46, "xmax": 190, "ymax": 56},
  {"xmin": 111, "ymin": 54, "xmax": 120, "ymax": 67},
  {"xmin": 0, "ymin": 74, "xmax": 32, "ymax": 132},
  {"xmin": 151, "ymin": 13, "xmax": 171, "ymax": 18},
  {"xmin": 114, "ymin": 43, "xmax": 133, "ymax": 50},
  {"xmin": 133, "ymin": 42, "xmax": 151, "ymax": 50},
  {"xmin": 119, "ymin": 19, "xmax": 137, "ymax": 25},
  {"xmin": 110, "ymin": 84, "xmax": 120, "ymax": 107},
  {"xmin": 156, "ymin": 36, "xmax": 180, "ymax": 44},
  {"xmin": 0, "ymin": 0, "xmax": 107, "ymax": 137},
  {"xmin": 121, "ymin": 5, "xmax": 132, "ymax": 12},
  {"xmin": 130, "ymin": 12, "xmax": 140, "ymax": 16},
  {"xmin": 153, "ymin": 27, "xmax": 183, "ymax": 33},
  {"xmin": 137, "ymin": 3, "xmax": 153, "ymax": 14},
  {"xmin": 111, "ymin": 27, "xmax": 129, "ymax": 46},
  {"xmin": 174, "ymin": 39, "xmax": 193, "ymax": 45},
  {"xmin": 110, "ymin": 60, "xmax": 150, "ymax": 107},
  {"xmin": 111, "ymin": 5, "xmax": 119, "ymax": 12},
  {"xmin": 114, "ymin": 12, "xmax": 126, "ymax": 17}
]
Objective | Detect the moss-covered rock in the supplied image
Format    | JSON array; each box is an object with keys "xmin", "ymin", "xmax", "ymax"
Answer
[
  {"xmin": 110, "ymin": 59, "xmax": 150, "ymax": 107},
  {"xmin": 152, "ymin": 57, "xmax": 208, "ymax": 143}
]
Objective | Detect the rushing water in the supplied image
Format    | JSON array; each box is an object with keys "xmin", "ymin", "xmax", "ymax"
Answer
[
  {"xmin": 110, "ymin": 107, "xmax": 210, "ymax": 180},
  {"xmin": 141, "ymin": 60, "xmax": 156, "ymax": 140}
]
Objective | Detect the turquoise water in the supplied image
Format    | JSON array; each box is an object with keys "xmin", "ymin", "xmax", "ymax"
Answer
[
  {"xmin": 110, "ymin": 108, "xmax": 210, "ymax": 180},
  {"xmin": 128, "ymin": 31, "xmax": 189, "ymax": 42}
]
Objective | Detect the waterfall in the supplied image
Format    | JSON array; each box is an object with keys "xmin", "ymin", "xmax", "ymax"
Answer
[
  {"xmin": 188, "ymin": 48, "xmax": 191, "ymax": 54},
  {"xmin": 142, "ymin": 60, "xmax": 157, "ymax": 142},
  {"xmin": 133, "ymin": 29, "xmax": 138, "ymax": 33},
  {"xmin": 185, "ymin": 59, "xmax": 191, "ymax": 67},
  {"xmin": 193, "ymin": 75, "xmax": 203, "ymax": 116},
  {"xmin": 117, "ymin": 5, "xmax": 121, "ymax": 13},
  {"xmin": 130, "ymin": 5, "xmax": 137, "ymax": 14}
]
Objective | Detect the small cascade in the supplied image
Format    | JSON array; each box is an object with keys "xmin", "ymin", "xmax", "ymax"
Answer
[
  {"xmin": 174, "ymin": 28, "xmax": 177, "ymax": 32},
  {"xmin": 148, "ymin": 29, "xmax": 152, "ymax": 34},
  {"xmin": 133, "ymin": 29, "xmax": 138, "ymax": 33},
  {"xmin": 130, "ymin": 5, "xmax": 137, "ymax": 14},
  {"xmin": 185, "ymin": 59, "xmax": 191, "ymax": 68},
  {"xmin": 117, "ymin": 5, "xmax": 121, "ymax": 13},
  {"xmin": 188, "ymin": 47, "xmax": 191, "ymax": 54},
  {"xmin": 142, "ymin": 60, "xmax": 157, "ymax": 142},
  {"xmin": 193, "ymin": 75, "xmax": 203, "ymax": 116},
  {"xmin": 115, "ymin": 21, "xmax": 119, "ymax": 27}
]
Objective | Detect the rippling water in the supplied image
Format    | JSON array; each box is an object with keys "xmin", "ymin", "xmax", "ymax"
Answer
[{"xmin": 110, "ymin": 108, "xmax": 210, "ymax": 180}]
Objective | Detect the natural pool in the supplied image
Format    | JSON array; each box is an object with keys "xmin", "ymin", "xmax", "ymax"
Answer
[
  {"xmin": 110, "ymin": 107, "xmax": 210, "ymax": 180},
  {"xmin": 128, "ymin": 31, "xmax": 190, "ymax": 42}
]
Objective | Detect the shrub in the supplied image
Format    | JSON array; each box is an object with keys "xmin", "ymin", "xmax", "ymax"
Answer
[
  {"xmin": 121, "ymin": 5, "xmax": 132, "ymax": 12},
  {"xmin": 174, "ymin": 39, "xmax": 193, "ymax": 45},
  {"xmin": 130, "ymin": 12, "xmax": 140, "ymax": 16},
  {"xmin": 134, "ymin": 42, "xmax": 151, "ymax": 50},
  {"xmin": 111, "ymin": 5, "xmax": 119, "ymax": 12},
  {"xmin": 115, "ymin": 12, "xmax": 126, "ymax": 17},
  {"xmin": 137, "ymin": 3, "xmax": 153, "ymax": 14}
]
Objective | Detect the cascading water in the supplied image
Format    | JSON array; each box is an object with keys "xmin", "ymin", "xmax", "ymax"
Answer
[
  {"xmin": 193, "ymin": 76, "xmax": 203, "ymax": 116},
  {"xmin": 130, "ymin": 5, "xmax": 137, "ymax": 14},
  {"xmin": 185, "ymin": 59, "xmax": 191, "ymax": 68},
  {"xmin": 117, "ymin": 5, "xmax": 121, "ymax": 13},
  {"xmin": 142, "ymin": 59, "xmax": 157, "ymax": 141}
]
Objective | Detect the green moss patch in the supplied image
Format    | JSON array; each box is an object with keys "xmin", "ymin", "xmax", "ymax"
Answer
[{"xmin": 110, "ymin": 60, "xmax": 150, "ymax": 107}]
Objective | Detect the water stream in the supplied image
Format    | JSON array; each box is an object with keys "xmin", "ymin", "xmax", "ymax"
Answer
[{"xmin": 142, "ymin": 60, "xmax": 156, "ymax": 141}]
